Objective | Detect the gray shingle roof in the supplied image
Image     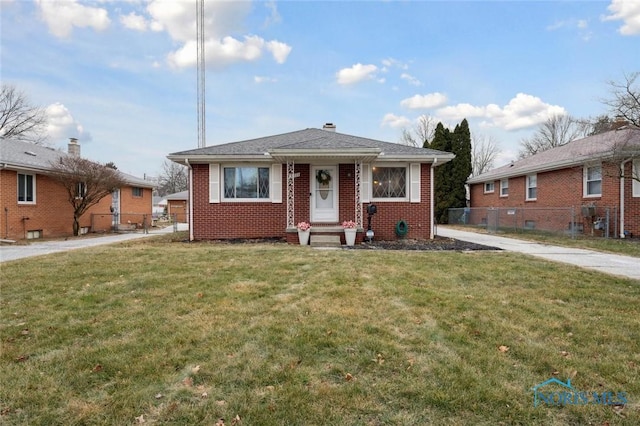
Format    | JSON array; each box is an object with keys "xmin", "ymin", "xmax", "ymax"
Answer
[
  {"xmin": 0, "ymin": 138, "xmax": 154, "ymax": 188},
  {"xmin": 468, "ymin": 126, "xmax": 640, "ymax": 184},
  {"xmin": 169, "ymin": 128, "xmax": 453, "ymax": 159}
]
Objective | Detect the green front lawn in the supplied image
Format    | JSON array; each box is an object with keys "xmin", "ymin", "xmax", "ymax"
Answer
[{"xmin": 1, "ymin": 233, "xmax": 638, "ymax": 425}]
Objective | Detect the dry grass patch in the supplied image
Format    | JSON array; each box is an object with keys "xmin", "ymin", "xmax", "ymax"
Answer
[{"xmin": 1, "ymin": 236, "xmax": 638, "ymax": 425}]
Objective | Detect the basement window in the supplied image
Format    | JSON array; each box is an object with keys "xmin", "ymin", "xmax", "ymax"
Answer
[{"xmin": 27, "ymin": 230, "xmax": 42, "ymax": 239}]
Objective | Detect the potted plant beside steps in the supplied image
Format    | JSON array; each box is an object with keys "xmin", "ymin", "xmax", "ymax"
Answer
[
  {"xmin": 297, "ymin": 221, "xmax": 311, "ymax": 245},
  {"xmin": 342, "ymin": 220, "xmax": 357, "ymax": 246}
]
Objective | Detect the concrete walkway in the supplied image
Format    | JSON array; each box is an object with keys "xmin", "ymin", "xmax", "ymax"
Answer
[
  {"xmin": 0, "ymin": 224, "xmax": 188, "ymax": 263},
  {"xmin": 437, "ymin": 226, "xmax": 640, "ymax": 281}
]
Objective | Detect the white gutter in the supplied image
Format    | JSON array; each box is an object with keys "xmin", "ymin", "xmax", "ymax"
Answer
[
  {"xmin": 620, "ymin": 158, "xmax": 632, "ymax": 238},
  {"xmin": 185, "ymin": 158, "xmax": 194, "ymax": 242},
  {"xmin": 430, "ymin": 157, "xmax": 437, "ymax": 239}
]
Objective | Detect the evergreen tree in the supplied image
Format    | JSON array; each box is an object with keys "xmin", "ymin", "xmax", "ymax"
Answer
[{"xmin": 425, "ymin": 120, "xmax": 472, "ymax": 224}]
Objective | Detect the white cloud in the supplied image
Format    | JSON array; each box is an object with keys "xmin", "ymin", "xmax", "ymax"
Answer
[
  {"xmin": 266, "ymin": 40, "xmax": 292, "ymax": 64},
  {"xmin": 36, "ymin": 0, "xmax": 110, "ymax": 38},
  {"xmin": 437, "ymin": 93, "xmax": 566, "ymax": 131},
  {"xmin": 336, "ymin": 63, "xmax": 378, "ymax": 85},
  {"xmin": 120, "ymin": 12, "xmax": 148, "ymax": 31},
  {"xmin": 381, "ymin": 113, "xmax": 411, "ymax": 129},
  {"xmin": 400, "ymin": 73, "xmax": 422, "ymax": 86},
  {"xmin": 45, "ymin": 103, "xmax": 91, "ymax": 142},
  {"xmin": 254, "ymin": 76, "xmax": 277, "ymax": 84},
  {"xmin": 603, "ymin": 0, "xmax": 640, "ymax": 35},
  {"xmin": 401, "ymin": 93, "xmax": 447, "ymax": 109},
  {"xmin": 145, "ymin": 0, "xmax": 291, "ymax": 68}
]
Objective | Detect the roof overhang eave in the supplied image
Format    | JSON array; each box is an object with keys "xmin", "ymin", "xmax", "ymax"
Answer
[{"xmin": 467, "ymin": 153, "xmax": 615, "ymax": 184}]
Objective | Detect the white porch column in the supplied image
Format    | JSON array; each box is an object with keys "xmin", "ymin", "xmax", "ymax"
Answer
[
  {"xmin": 355, "ymin": 161, "xmax": 362, "ymax": 228},
  {"xmin": 287, "ymin": 160, "xmax": 295, "ymax": 228}
]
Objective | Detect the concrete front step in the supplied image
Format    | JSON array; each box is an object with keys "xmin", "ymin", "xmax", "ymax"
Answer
[{"xmin": 310, "ymin": 234, "xmax": 342, "ymax": 247}]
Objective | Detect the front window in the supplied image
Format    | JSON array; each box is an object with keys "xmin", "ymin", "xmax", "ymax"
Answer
[
  {"xmin": 132, "ymin": 187, "xmax": 143, "ymax": 198},
  {"xmin": 224, "ymin": 167, "xmax": 270, "ymax": 199},
  {"xmin": 500, "ymin": 179, "xmax": 509, "ymax": 197},
  {"xmin": 526, "ymin": 174, "xmax": 537, "ymax": 200},
  {"xmin": 584, "ymin": 165, "xmax": 602, "ymax": 197},
  {"xmin": 76, "ymin": 182, "xmax": 87, "ymax": 198},
  {"xmin": 484, "ymin": 182, "xmax": 495, "ymax": 193},
  {"xmin": 18, "ymin": 173, "xmax": 35, "ymax": 203},
  {"xmin": 372, "ymin": 166, "xmax": 406, "ymax": 199}
]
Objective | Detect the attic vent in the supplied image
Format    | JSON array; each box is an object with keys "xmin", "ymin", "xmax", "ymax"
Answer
[{"xmin": 25, "ymin": 151, "xmax": 37, "ymax": 156}]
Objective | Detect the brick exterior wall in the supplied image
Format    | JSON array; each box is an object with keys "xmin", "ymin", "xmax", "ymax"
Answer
[
  {"xmin": 168, "ymin": 199, "xmax": 188, "ymax": 222},
  {"xmin": 191, "ymin": 162, "xmax": 434, "ymax": 242},
  {"xmin": 0, "ymin": 169, "xmax": 152, "ymax": 240},
  {"xmin": 469, "ymin": 161, "xmax": 639, "ymax": 237}
]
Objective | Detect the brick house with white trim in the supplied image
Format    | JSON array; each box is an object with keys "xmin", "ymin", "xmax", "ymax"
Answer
[
  {"xmin": 167, "ymin": 125, "xmax": 455, "ymax": 243},
  {"xmin": 1, "ymin": 138, "xmax": 154, "ymax": 241},
  {"xmin": 467, "ymin": 126, "xmax": 640, "ymax": 238}
]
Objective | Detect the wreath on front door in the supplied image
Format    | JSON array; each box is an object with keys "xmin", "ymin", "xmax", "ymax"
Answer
[{"xmin": 316, "ymin": 170, "xmax": 332, "ymax": 186}]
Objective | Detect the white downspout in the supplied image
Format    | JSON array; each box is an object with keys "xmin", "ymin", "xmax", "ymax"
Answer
[
  {"xmin": 620, "ymin": 158, "xmax": 631, "ymax": 238},
  {"xmin": 430, "ymin": 157, "xmax": 437, "ymax": 239},
  {"xmin": 185, "ymin": 159, "xmax": 194, "ymax": 241}
]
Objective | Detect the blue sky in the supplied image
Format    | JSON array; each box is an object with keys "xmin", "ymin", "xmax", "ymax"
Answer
[{"xmin": 1, "ymin": 0, "xmax": 639, "ymax": 178}]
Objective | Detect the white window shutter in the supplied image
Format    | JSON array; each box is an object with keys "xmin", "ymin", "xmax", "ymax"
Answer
[
  {"xmin": 361, "ymin": 164, "xmax": 370, "ymax": 202},
  {"xmin": 209, "ymin": 163, "xmax": 220, "ymax": 203},
  {"xmin": 410, "ymin": 163, "xmax": 421, "ymax": 203},
  {"xmin": 271, "ymin": 163, "xmax": 282, "ymax": 203}
]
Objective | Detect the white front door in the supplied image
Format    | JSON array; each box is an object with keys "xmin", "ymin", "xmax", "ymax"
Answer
[{"xmin": 311, "ymin": 166, "xmax": 338, "ymax": 222}]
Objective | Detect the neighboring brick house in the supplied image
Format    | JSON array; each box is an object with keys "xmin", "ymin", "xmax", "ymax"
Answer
[
  {"xmin": 0, "ymin": 138, "xmax": 154, "ymax": 240},
  {"xmin": 467, "ymin": 126, "xmax": 640, "ymax": 238},
  {"xmin": 164, "ymin": 190, "xmax": 188, "ymax": 223},
  {"xmin": 167, "ymin": 124, "xmax": 454, "ymax": 243}
]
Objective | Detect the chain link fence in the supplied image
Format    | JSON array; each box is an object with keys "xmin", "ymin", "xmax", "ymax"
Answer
[{"xmin": 448, "ymin": 206, "xmax": 619, "ymax": 239}]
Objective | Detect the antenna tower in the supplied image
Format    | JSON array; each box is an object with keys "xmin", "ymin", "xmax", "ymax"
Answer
[{"xmin": 196, "ymin": 0, "xmax": 206, "ymax": 148}]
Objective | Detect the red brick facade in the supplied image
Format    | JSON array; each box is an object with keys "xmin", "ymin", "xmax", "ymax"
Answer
[
  {"xmin": 469, "ymin": 161, "xmax": 639, "ymax": 237},
  {"xmin": 190, "ymin": 162, "xmax": 434, "ymax": 242},
  {"xmin": 0, "ymin": 169, "xmax": 152, "ymax": 240}
]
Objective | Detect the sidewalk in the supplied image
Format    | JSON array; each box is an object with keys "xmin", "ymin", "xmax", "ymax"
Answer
[
  {"xmin": 437, "ymin": 226, "xmax": 640, "ymax": 281},
  {"xmin": 0, "ymin": 224, "xmax": 188, "ymax": 263}
]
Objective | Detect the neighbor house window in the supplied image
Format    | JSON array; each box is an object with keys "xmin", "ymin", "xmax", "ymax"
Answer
[
  {"xmin": 132, "ymin": 187, "xmax": 143, "ymax": 198},
  {"xmin": 18, "ymin": 173, "xmax": 35, "ymax": 203},
  {"xmin": 526, "ymin": 174, "xmax": 537, "ymax": 200},
  {"xmin": 372, "ymin": 166, "xmax": 407, "ymax": 199},
  {"xmin": 500, "ymin": 179, "xmax": 509, "ymax": 197},
  {"xmin": 484, "ymin": 182, "xmax": 495, "ymax": 193},
  {"xmin": 223, "ymin": 166, "xmax": 270, "ymax": 199},
  {"xmin": 76, "ymin": 182, "xmax": 87, "ymax": 198},
  {"xmin": 584, "ymin": 165, "xmax": 602, "ymax": 197}
]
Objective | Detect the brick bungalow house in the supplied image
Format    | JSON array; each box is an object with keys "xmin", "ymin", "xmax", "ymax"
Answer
[
  {"xmin": 467, "ymin": 126, "xmax": 640, "ymax": 238},
  {"xmin": 167, "ymin": 124, "xmax": 454, "ymax": 243},
  {"xmin": 0, "ymin": 138, "xmax": 154, "ymax": 240}
]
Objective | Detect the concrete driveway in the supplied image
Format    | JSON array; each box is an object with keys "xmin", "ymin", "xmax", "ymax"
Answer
[
  {"xmin": 437, "ymin": 226, "xmax": 640, "ymax": 281},
  {"xmin": 0, "ymin": 223, "xmax": 188, "ymax": 263}
]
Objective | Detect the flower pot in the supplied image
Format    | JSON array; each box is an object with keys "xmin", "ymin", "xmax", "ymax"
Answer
[
  {"xmin": 298, "ymin": 229, "xmax": 310, "ymax": 245},
  {"xmin": 344, "ymin": 228, "xmax": 357, "ymax": 246}
]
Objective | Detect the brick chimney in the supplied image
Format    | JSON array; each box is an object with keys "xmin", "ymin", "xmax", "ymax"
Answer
[
  {"xmin": 323, "ymin": 123, "xmax": 336, "ymax": 132},
  {"xmin": 68, "ymin": 138, "xmax": 80, "ymax": 156}
]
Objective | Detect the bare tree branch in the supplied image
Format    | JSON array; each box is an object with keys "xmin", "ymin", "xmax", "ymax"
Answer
[
  {"xmin": 518, "ymin": 114, "xmax": 586, "ymax": 158},
  {"xmin": 0, "ymin": 84, "xmax": 48, "ymax": 144},
  {"xmin": 399, "ymin": 115, "xmax": 436, "ymax": 147},
  {"xmin": 471, "ymin": 134, "xmax": 500, "ymax": 176},
  {"xmin": 158, "ymin": 160, "xmax": 188, "ymax": 196},
  {"xmin": 603, "ymin": 71, "xmax": 640, "ymax": 127},
  {"xmin": 49, "ymin": 157, "xmax": 126, "ymax": 235}
]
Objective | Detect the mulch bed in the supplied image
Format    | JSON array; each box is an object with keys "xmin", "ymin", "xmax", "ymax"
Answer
[
  {"xmin": 200, "ymin": 236, "xmax": 500, "ymax": 251},
  {"xmin": 348, "ymin": 236, "xmax": 501, "ymax": 251}
]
